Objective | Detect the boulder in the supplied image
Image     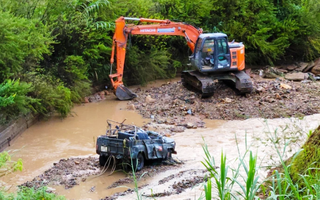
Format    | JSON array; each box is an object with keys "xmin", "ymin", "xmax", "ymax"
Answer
[
  {"xmin": 285, "ymin": 72, "xmax": 307, "ymax": 81},
  {"xmin": 280, "ymin": 83, "xmax": 292, "ymax": 90},
  {"xmin": 224, "ymin": 98, "xmax": 232, "ymax": 103},
  {"xmin": 83, "ymin": 97, "xmax": 89, "ymax": 103},
  {"xmin": 94, "ymin": 94, "xmax": 102, "ymax": 101},
  {"xmin": 277, "ymin": 69, "xmax": 288, "ymax": 73},
  {"xmin": 286, "ymin": 64, "xmax": 298, "ymax": 71},
  {"xmin": 170, "ymin": 126, "xmax": 185, "ymax": 133},
  {"xmin": 99, "ymin": 91, "xmax": 105, "ymax": 99},
  {"xmin": 88, "ymin": 96, "xmax": 96, "ymax": 102},
  {"xmin": 146, "ymin": 95, "xmax": 156, "ymax": 103},
  {"xmin": 303, "ymin": 61, "xmax": 315, "ymax": 72},
  {"xmin": 186, "ymin": 122, "xmax": 194, "ymax": 128},
  {"xmin": 311, "ymin": 58, "xmax": 320, "ymax": 75},
  {"xmin": 296, "ymin": 62, "xmax": 309, "ymax": 72},
  {"xmin": 127, "ymin": 104, "xmax": 135, "ymax": 110}
]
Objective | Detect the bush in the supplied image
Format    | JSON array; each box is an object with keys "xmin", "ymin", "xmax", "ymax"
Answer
[
  {"xmin": 0, "ymin": 11, "xmax": 53, "ymax": 82},
  {"xmin": 24, "ymin": 73, "xmax": 73, "ymax": 118},
  {"xmin": 0, "ymin": 151, "xmax": 23, "ymax": 178},
  {"xmin": 0, "ymin": 79, "xmax": 38, "ymax": 124},
  {"xmin": 124, "ymin": 45, "xmax": 170, "ymax": 85}
]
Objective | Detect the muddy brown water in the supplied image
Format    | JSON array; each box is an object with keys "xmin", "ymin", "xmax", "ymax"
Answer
[
  {"xmin": 2, "ymin": 78, "xmax": 320, "ymax": 200},
  {"xmin": 1, "ymin": 96, "xmax": 150, "ymax": 199},
  {"xmin": 1, "ymin": 79, "xmax": 180, "ymax": 199}
]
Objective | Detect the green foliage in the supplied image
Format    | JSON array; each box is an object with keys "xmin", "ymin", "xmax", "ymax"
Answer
[
  {"xmin": 204, "ymin": 177, "xmax": 212, "ymax": 200},
  {"xmin": 0, "ymin": 11, "xmax": 53, "ymax": 82},
  {"xmin": 0, "ymin": 151, "xmax": 23, "ymax": 177},
  {"xmin": 1, "ymin": 0, "xmax": 320, "ymax": 122},
  {"xmin": 24, "ymin": 73, "xmax": 73, "ymax": 118},
  {"xmin": 63, "ymin": 55, "xmax": 88, "ymax": 85},
  {"xmin": 290, "ymin": 126, "xmax": 320, "ymax": 188},
  {"xmin": 0, "ymin": 187, "xmax": 65, "ymax": 200},
  {"xmin": 201, "ymin": 137, "xmax": 261, "ymax": 200},
  {"xmin": 124, "ymin": 46, "xmax": 170, "ymax": 85},
  {"xmin": 0, "ymin": 79, "xmax": 38, "ymax": 124},
  {"xmin": 0, "ymin": 150, "xmax": 64, "ymax": 200},
  {"xmin": 70, "ymin": 80, "xmax": 92, "ymax": 103}
]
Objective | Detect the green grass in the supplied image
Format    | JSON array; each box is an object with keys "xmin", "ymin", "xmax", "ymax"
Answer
[
  {"xmin": 0, "ymin": 186, "xmax": 65, "ymax": 200},
  {"xmin": 201, "ymin": 124, "xmax": 320, "ymax": 199}
]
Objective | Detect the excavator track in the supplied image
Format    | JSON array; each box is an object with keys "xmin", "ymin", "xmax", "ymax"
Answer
[
  {"xmin": 181, "ymin": 71, "xmax": 215, "ymax": 97},
  {"xmin": 181, "ymin": 70, "xmax": 253, "ymax": 96}
]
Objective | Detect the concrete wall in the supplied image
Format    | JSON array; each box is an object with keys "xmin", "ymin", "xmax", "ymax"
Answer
[{"xmin": 0, "ymin": 113, "xmax": 38, "ymax": 151}]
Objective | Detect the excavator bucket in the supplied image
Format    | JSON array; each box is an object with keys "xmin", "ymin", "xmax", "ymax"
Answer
[{"xmin": 115, "ymin": 85, "xmax": 137, "ymax": 100}]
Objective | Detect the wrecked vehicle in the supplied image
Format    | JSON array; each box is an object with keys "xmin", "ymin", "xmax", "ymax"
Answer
[{"xmin": 96, "ymin": 120, "xmax": 177, "ymax": 171}]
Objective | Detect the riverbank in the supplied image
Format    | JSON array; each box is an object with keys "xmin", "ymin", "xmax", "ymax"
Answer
[{"xmin": 0, "ymin": 113, "xmax": 38, "ymax": 151}]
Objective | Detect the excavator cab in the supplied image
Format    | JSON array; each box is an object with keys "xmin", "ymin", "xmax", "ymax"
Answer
[{"xmin": 191, "ymin": 33, "xmax": 232, "ymax": 73}]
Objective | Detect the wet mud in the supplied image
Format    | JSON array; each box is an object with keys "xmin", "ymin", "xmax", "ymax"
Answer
[
  {"xmin": 129, "ymin": 77, "xmax": 320, "ymax": 125},
  {"xmin": 20, "ymin": 157, "xmax": 101, "ymax": 190}
]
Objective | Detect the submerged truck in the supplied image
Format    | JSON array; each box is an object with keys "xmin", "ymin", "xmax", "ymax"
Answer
[{"xmin": 96, "ymin": 120, "xmax": 177, "ymax": 171}]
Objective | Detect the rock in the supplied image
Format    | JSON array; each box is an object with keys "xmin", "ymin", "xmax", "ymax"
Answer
[
  {"xmin": 171, "ymin": 126, "xmax": 186, "ymax": 132},
  {"xmin": 256, "ymin": 86, "xmax": 265, "ymax": 93},
  {"xmin": 286, "ymin": 64, "xmax": 298, "ymax": 71},
  {"xmin": 265, "ymin": 97, "xmax": 276, "ymax": 103},
  {"xmin": 245, "ymin": 68, "xmax": 252, "ymax": 77},
  {"xmin": 146, "ymin": 95, "xmax": 156, "ymax": 103},
  {"xmin": 275, "ymin": 93, "xmax": 281, "ymax": 100},
  {"xmin": 46, "ymin": 187, "xmax": 56, "ymax": 192},
  {"xmin": 303, "ymin": 61, "xmax": 315, "ymax": 72},
  {"xmin": 104, "ymin": 90, "xmax": 110, "ymax": 95},
  {"xmin": 280, "ymin": 83, "xmax": 292, "ymax": 90},
  {"xmin": 83, "ymin": 97, "xmax": 89, "ymax": 103},
  {"xmin": 224, "ymin": 98, "xmax": 232, "ymax": 103},
  {"xmin": 264, "ymin": 72, "xmax": 279, "ymax": 78},
  {"xmin": 285, "ymin": 72, "xmax": 307, "ymax": 81},
  {"xmin": 311, "ymin": 58, "xmax": 320, "ymax": 75},
  {"xmin": 264, "ymin": 67, "xmax": 283, "ymax": 78},
  {"xmin": 99, "ymin": 91, "xmax": 105, "ymax": 99},
  {"xmin": 301, "ymin": 80, "xmax": 312, "ymax": 83},
  {"xmin": 186, "ymin": 122, "xmax": 194, "ymax": 128},
  {"xmin": 277, "ymin": 69, "xmax": 288, "ymax": 73},
  {"xmin": 74, "ymin": 161, "xmax": 80, "ymax": 165},
  {"xmin": 127, "ymin": 104, "xmax": 135, "ymax": 110},
  {"xmin": 94, "ymin": 94, "xmax": 102, "ymax": 101},
  {"xmin": 88, "ymin": 96, "xmax": 96, "ymax": 102},
  {"xmin": 296, "ymin": 62, "xmax": 309, "ymax": 72}
]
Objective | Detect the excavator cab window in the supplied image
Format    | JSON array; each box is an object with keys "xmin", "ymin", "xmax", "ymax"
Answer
[
  {"xmin": 201, "ymin": 39, "xmax": 215, "ymax": 66},
  {"xmin": 215, "ymin": 38, "xmax": 230, "ymax": 68},
  {"xmin": 195, "ymin": 38, "xmax": 203, "ymax": 53}
]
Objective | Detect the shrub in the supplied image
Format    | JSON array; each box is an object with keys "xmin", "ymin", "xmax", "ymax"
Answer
[
  {"xmin": 24, "ymin": 73, "xmax": 73, "ymax": 118},
  {"xmin": 0, "ymin": 79, "xmax": 38, "ymax": 124}
]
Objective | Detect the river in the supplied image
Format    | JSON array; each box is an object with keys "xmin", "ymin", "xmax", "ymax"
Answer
[{"xmin": 1, "ymin": 79, "xmax": 320, "ymax": 199}]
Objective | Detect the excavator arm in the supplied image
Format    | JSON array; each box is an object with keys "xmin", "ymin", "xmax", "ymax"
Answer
[{"xmin": 109, "ymin": 16, "xmax": 203, "ymax": 100}]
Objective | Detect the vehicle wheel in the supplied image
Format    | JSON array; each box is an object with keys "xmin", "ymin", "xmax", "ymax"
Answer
[
  {"xmin": 99, "ymin": 155, "xmax": 108, "ymax": 167},
  {"xmin": 133, "ymin": 153, "xmax": 144, "ymax": 171}
]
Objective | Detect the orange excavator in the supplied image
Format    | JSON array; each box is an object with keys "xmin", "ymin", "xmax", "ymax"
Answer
[{"xmin": 110, "ymin": 16, "xmax": 253, "ymax": 100}]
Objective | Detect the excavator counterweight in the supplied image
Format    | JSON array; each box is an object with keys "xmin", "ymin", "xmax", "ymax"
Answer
[{"xmin": 109, "ymin": 16, "xmax": 252, "ymax": 100}]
